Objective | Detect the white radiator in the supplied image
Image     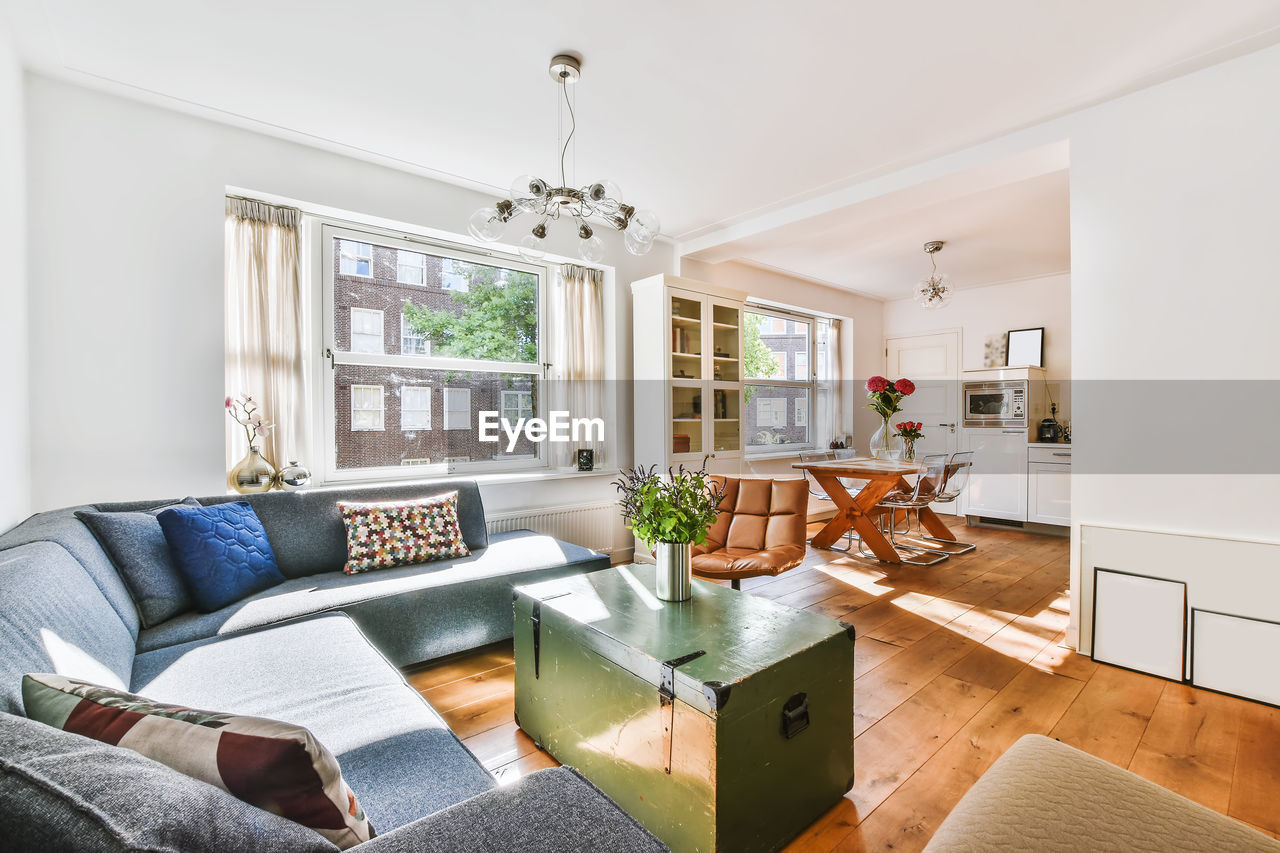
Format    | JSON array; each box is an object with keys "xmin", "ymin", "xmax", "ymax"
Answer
[{"xmin": 486, "ymin": 502, "xmax": 625, "ymax": 555}]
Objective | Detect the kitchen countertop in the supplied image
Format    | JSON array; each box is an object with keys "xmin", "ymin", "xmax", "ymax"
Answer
[{"xmin": 1028, "ymin": 441, "xmax": 1071, "ymax": 447}]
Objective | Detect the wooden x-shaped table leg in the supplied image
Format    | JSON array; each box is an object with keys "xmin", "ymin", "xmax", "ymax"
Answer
[{"xmin": 808, "ymin": 473, "xmax": 906, "ymax": 563}]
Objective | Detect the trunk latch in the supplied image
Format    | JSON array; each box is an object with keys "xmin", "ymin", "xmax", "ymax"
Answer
[
  {"xmin": 659, "ymin": 649, "xmax": 707, "ymax": 775},
  {"xmin": 781, "ymin": 692, "xmax": 810, "ymax": 739}
]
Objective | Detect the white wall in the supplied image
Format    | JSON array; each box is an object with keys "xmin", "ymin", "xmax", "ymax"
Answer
[
  {"xmin": 23, "ymin": 75, "xmax": 674, "ymax": 518},
  {"xmin": 1068, "ymin": 44, "xmax": 1280, "ymax": 549},
  {"xmin": 883, "ymin": 273, "xmax": 1071, "ymax": 379},
  {"xmin": 0, "ymin": 33, "xmax": 29, "ymax": 530},
  {"xmin": 680, "ymin": 259, "xmax": 885, "ymax": 460}
]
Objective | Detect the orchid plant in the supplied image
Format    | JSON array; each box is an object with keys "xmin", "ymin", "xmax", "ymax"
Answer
[{"xmin": 225, "ymin": 393, "xmax": 273, "ymax": 449}]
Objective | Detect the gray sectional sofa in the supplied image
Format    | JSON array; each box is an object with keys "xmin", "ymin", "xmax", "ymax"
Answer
[{"xmin": 0, "ymin": 479, "xmax": 665, "ymax": 852}]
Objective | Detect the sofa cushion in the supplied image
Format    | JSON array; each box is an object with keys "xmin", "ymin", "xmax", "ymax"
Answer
[
  {"xmin": 357, "ymin": 767, "xmax": 668, "ymax": 853},
  {"xmin": 135, "ymin": 530, "xmax": 610, "ymax": 664},
  {"xmin": 75, "ymin": 497, "xmax": 200, "ymax": 627},
  {"xmin": 0, "ymin": 505, "xmax": 144, "ymax": 639},
  {"xmin": 23, "ymin": 673, "xmax": 373, "ymax": 849},
  {"xmin": 0, "ymin": 711, "xmax": 337, "ymax": 853},
  {"xmin": 924, "ymin": 734, "xmax": 1280, "ymax": 852},
  {"xmin": 339, "ymin": 493, "xmax": 470, "ymax": 575},
  {"xmin": 131, "ymin": 613, "xmax": 496, "ymax": 833},
  {"xmin": 158, "ymin": 501, "xmax": 285, "ymax": 611},
  {"xmin": 0, "ymin": 542, "xmax": 136, "ymax": 716}
]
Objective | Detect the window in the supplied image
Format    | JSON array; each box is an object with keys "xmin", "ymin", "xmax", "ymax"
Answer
[
  {"xmin": 501, "ymin": 390, "xmax": 534, "ymax": 423},
  {"xmin": 443, "ymin": 387, "xmax": 471, "ymax": 430},
  {"xmin": 339, "ymin": 240, "xmax": 372, "ymax": 277},
  {"xmin": 397, "ymin": 250, "xmax": 427, "ymax": 285},
  {"xmin": 401, "ymin": 386, "xmax": 431, "ymax": 431},
  {"xmin": 351, "ymin": 385, "xmax": 384, "ymax": 431},
  {"xmin": 401, "ymin": 313, "xmax": 428, "ymax": 355},
  {"xmin": 744, "ymin": 308, "xmax": 813, "ymax": 451},
  {"xmin": 794, "ymin": 351, "xmax": 809, "ymax": 381},
  {"xmin": 351, "ymin": 307, "xmax": 384, "ymax": 354},
  {"xmin": 757, "ymin": 397, "xmax": 786, "ymax": 427},
  {"xmin": 323, "ymin": 223, "xmax": 545, "ymax": 479}
]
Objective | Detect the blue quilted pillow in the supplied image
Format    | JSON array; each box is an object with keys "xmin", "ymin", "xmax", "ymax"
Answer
[{"xmin": 157, "ymin": 502, "xmax": 284, "ymax": 612}]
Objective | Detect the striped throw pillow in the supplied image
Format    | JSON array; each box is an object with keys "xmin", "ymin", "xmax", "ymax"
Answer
[
  {"xmin": 22, "ymin": 674, "xmax": 373, "ymax": 849},
  {"xmin": 338, "ymin": 492, "xmax": 471, "ymax": 575}
]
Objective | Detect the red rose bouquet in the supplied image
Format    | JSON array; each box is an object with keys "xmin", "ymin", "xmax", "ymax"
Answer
[{"xmin": 865, "ymin": 377, "xmax": 915, "ymax": 459}]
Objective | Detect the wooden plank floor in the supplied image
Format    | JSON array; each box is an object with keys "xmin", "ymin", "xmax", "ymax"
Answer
[{"xmin": 405, "ymin": 519, "xmax": 1280, "ymax": 850}]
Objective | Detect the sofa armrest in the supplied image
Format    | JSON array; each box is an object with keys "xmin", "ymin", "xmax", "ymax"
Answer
[{"xmin": 358, "ymin": 766, "xmax": 667, "ymax": 853}]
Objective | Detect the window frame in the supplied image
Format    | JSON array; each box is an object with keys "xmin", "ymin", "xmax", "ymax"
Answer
[
  {"xmin": 743, "ymin": 304, "xmax": 817, "ymax": 454},
  {"xmin": 443, "ymin": 387, "xmax": 471, "ymax": 431},
  {"xmin": 400, "ymin": 385, "xmax": 432, "ymax": 431},
  {"xmin": 338, "ymin": 240, "xmax": 373, "ymax": 278},
  {"xmin": 400, "ymin": 312, "xmax": 429, "ymax": 356},
  {"xmin": 350, "ymin": 306, "xmax": 385, "ymax": 354},
  {"xmin": 319, "ymin": 222, "xmax": 548, "ymax": 483},
  {"xmin": 350, "ymin": 384, "xmax": 385, "ymax": 432},
  {"xmin": 396, "ymin": 249, "xmax": 427, "ymax": 286},
  {"xmin": 501, "ymin": 390, "xmax": 534, "ymax": 423}
]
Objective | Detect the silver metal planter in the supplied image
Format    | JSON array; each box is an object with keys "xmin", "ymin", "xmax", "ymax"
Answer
[{"xmin": 654, "ymin": 541, "xmax": 693, "ymax": 602}]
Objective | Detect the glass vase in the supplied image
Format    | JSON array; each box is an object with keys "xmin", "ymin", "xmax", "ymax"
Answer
[
  {"xmin": 902, "ymin": 438, "xmax": 917, "ymax": 462},
  {"xmin": 228, "ymin": 445, "xmax": 276, "ymax": 494},
  {"xmin": 870, "ymin": 418, "xmax": 903, "ymax": 461}
]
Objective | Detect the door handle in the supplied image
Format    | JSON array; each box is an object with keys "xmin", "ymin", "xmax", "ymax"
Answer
[{"xmin": 937, "ymin": 423, "xmax": 956, "ymax": 434}]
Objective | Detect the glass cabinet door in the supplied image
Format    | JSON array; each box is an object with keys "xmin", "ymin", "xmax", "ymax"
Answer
[
  {"xmin": 670, "ymin": 294, "xmax": 703, "ymax": 381},
  {"xmin": 710, "ymin": 302, "xmax": 740, "ymax": 383},
  {"xmin": 712, "ymin": 388, "xmax": 741, "ymax": 452},
  {"xmin": 671, "ymin": 385, "xmax": 703, "ymax": 456}
]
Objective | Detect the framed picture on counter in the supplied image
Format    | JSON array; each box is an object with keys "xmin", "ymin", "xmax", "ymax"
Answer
[{"xmin": 1006, "ymin": 327, "xmax": 1045, "ymax": 367}]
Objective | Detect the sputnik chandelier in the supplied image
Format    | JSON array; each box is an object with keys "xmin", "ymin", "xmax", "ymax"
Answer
[
  {"xmin": 467, "ymin": 53, "xmax": 660, "ymax": 263},
  {"xmin": 914, "ymin": 240, "xmax": 953, "ymax": 309}
]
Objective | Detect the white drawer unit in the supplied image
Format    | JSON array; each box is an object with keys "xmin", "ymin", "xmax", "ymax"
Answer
[
  {"xmin": 1028, "ymin": 444, "xmax": 1071, "ymax": 526},
  {"xmin": 961, "ymin": 429, "xmax": 1028, "ymax": 521}
]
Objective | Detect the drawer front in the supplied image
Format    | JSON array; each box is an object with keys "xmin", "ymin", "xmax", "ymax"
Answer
[{"xmin": 1028, "ymin": 445, "xmax": 1072, "ymax": 464}]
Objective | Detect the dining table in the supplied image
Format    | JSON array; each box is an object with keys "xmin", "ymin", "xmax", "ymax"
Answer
[{"xmin": 792, "ymin": 456, "xmax": 958, "ymax": 564}]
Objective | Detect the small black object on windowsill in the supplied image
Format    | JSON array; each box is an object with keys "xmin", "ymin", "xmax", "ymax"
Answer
[{"xmin": 576, "ymin": 449, "xmax": 594, "ymax": 472}]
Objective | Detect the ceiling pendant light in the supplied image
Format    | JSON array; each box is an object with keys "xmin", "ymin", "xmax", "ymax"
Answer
[
  {"xmin": 468, "ymin": 53, "xmax": 660, "ymax": 263},
  {"xmin": 914, "ymin": 240, "xmax": 953, "ymax": 309}
]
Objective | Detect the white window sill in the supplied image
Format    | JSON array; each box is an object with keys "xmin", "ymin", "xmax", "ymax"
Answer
[
  {"xmin": 744, "ymin": 448, "xmax": 814, "ymax": 461},
  {"xmin": 309, "ymin": 466, "xmax": 615, "ymax": 492}
]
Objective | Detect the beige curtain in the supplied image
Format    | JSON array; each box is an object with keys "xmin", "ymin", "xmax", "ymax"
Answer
[
  {"xmin": 814, "ymin": 317, "xmax": 843, "ymax": 448},
  {"xmin": 547, "ymin": 263, "xmax": 606, "ymax": 468},
  {"xmin": 224, "ymin": 197, "xmax": 305, "ymax": 470}
]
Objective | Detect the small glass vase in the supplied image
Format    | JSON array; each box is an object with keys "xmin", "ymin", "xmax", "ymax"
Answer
[
  {"xmin": 870, "ymin": 418, "xmax": 904, "ymax": 461},
  {"xmin": 228, "ymin": 445, "xmax": 276, "ymax": 494},
  {"xmin": 902, "ymin": 437, "xmax": 917, "ymax": 462}
]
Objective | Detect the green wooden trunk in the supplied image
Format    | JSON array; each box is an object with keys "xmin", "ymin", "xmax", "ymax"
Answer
[{"xmin": 513, "ymin": 564, "xmax": 855, "ymax": 853}]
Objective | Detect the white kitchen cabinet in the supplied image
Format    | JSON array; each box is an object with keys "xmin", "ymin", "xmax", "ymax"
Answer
[
  {"xmin": 961, "ymin": 429, "xmax": 1028, "ymax": 521},
  {"xmin": 1028, "ymin": 448, "xmax": 1071, "ymax": 526}
]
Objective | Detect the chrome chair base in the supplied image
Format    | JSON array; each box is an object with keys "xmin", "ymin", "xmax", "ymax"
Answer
[{"xmin": 919, "ymin": 534, "xmax": 977, "ymax": 555}]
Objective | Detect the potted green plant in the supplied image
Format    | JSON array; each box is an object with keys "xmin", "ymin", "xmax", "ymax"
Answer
[{"xmin": 613, "ymin": 462, "xmax": 726, "ymax": 602}]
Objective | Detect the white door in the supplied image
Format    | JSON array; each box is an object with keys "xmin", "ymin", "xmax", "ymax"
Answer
[{"xmin": 886, "ymin": 332, "xmax": 960, "ymax": 513}]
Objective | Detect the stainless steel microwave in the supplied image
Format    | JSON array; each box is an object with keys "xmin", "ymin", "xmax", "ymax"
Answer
[{"xmin": 963, "ymin": 380, "xmax": 1027, "ymax": 428}]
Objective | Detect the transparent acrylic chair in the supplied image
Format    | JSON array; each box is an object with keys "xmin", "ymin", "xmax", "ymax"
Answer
[
  {"xmin": 798, "ymin": 449, "xmax": 858, "ymax": 552},
  {"xmin": 858, "ymin": 453, "xmax": 951, "ymax": 566},
  {"xmin": 916, "ymin": 450, "xmax": 977, "ymax": 555}
]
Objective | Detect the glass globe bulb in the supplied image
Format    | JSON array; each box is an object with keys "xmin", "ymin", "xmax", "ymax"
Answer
[
  {"xmin": 510, "ymin": 174, "xmax": 547, "ymax": 200},
  {"xmin": 624, "ymin": 227, "xmax": 654, "ymax": 256},
  {"xmin": 518, "ymin": 233, "xmax": 546, "ymax": 262},
  {"xmin": 578, "ymin": 234, "xmax": 605, "ymax": 263},
  {"xmin": 467, "ymin": 207, "xmax": 505, "ymax": 242},
  {"xmin": 594, "ymin": 180, "xmax": 623, "ymax": 204},
  {"xmin": 626, "ymin": 208, "xmax": 661, "ymax": 240}
]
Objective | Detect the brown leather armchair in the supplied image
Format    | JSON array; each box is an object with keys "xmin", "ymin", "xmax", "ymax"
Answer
[{"xmin": 692, "ymin": 476, "xmax": 809, "ymax": 590}]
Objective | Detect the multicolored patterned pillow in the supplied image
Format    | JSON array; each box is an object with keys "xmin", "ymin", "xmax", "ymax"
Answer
[
  {"xmin": 338, "ymin": 492, "xmax": 471, "ymax": 575},
  {"xmin": 22, "ymin": 674, "xmax": 373, "ymax": 849}
]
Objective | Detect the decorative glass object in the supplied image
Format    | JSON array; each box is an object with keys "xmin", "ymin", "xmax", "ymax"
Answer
[
  {"xmin": 228, "ymin": 445, "xmax": 276, "ymax": 494},
  {"xmin": 869, "ymin": 419, "xmax": 904, "ymax": 461},
  {"xmin": 902, "ymin": 438, "xmax": 917, "ymax": 462},
  {"xmin": 275, "ymin": 460, "xmax": 312, "ymax": 491}
]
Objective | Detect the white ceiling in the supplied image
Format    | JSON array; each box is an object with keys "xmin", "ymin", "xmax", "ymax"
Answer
[{"xmin": 5, "ymin": 1, "xmax": 1280, "ymax": 260}]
